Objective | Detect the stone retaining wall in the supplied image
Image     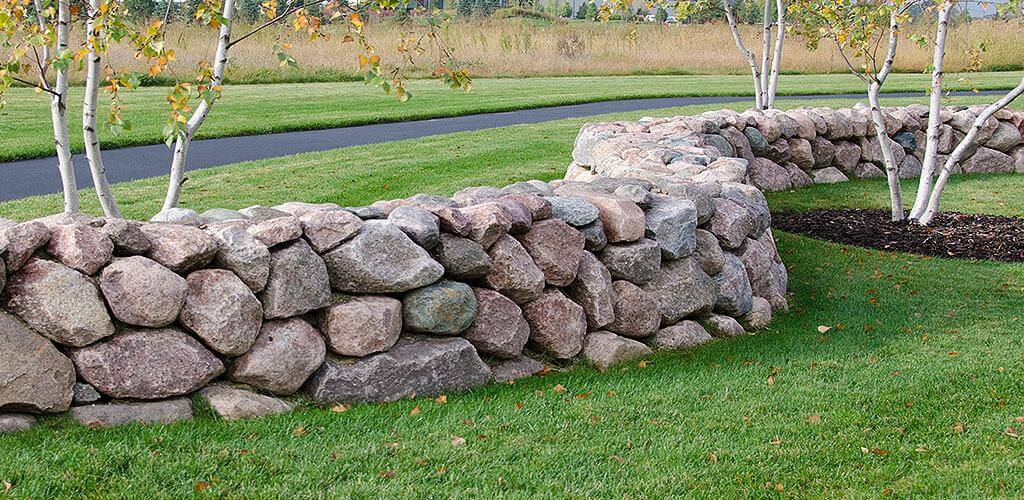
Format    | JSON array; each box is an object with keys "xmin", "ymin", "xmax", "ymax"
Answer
[
  {"xmin": 566, "ymin": 104, "xmax": 1024, "ymax": 191},
  {"xmin": 0, "ymin": 173, "xmax": 786, "ymax": 431}
]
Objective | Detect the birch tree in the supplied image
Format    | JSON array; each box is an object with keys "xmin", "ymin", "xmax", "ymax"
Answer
[
  {"xmin": 789, "ymin": 0, "xmax": 912, "ymax": 220},
  {"xmin": 723, "ymin": 0, "xmax": 785, "ymax": 110}
]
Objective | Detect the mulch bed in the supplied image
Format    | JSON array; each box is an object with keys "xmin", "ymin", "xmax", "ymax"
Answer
[{"xmin": 772, "ymin": 208, "xmax": 1024, "ymax": 262}]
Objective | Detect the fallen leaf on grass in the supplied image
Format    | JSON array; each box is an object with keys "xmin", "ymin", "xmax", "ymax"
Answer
[
  {"xmin": 435, "ymin": 395, "xmax": 447, "ymax": 405},
  {"xmin": 817, "ymin": 325, "xmax": 832, "ymax": 333},
  {"xmin": 553, "ymin": 384, "xmax": 567, "ymax": 393},
  {"xmin": 195, "ymin": 481, "xmax": 211, "ymax": 492},
  {"xmin": 769, "ymin": 437, "xmax": 781, "ymax": 445},
  {"xmin": 806, "ymin": 414, "xmax": 821, "ymax": 424},
  {"xmin": 409, "ymin": 405, "xmax": 421, "ymax": 416},
  {"xmin": 1014, "ymin": 416, "xmax": 1024, "ymax": 424},
  {"xmin": 3, "ymin": 481, "xmax": 12, "ymax": 493},
  {"xmin": 451, "ymin": 436, "xmax": 466, "ymax": 446},
  {"xmin": 954, "ymin": 422, "xmax": 965, "ymax": 433},
  {"xmin": 330, "ymin": 404, "xmax": 350, "ymax": 413},
  {"xmin": 292, "ymin": 427, "xmax": 308, "ymax": 438},
  {"xmin": 1005, "ymin": 427, "xmax": 1021, "ymax": 438},
  {"xmin": 379, "ymin": 470, "xmax": 396, "ymax": 479},
  {"xmin": 514, "ymin": 402, "xmax": 524, "ymax": 410},
  {"xmin": 708, "ymin": 452, "xmax": 718, "ymax": 463}
]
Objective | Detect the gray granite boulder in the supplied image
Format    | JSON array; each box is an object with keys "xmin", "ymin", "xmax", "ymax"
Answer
[
  {"xmin": 546, "ymin": 196, "xmax": 600, "ymax": 227},
  {"xmin": 46, "ymin": 223, "xmax": 113, "ymax": 275},
  {"xmin": 488, "ymin": 356, "xmax": 544, "ymax": 383},
  {"xmin": 518, "ymin": 219, "xmax": 585, "ymax": 287},
  {"xmin": 388, "ymin": 205, "xmax": 441, "ymax": 249},
  {"xmin": 2, "ymin": 259, "xmax": 114, "ymax": 347},
  {"xmin": 100, "ymin": 256, "xmax": 187, "ymax": 328},
  {"xmin": 430, "ymin": 234, "xmax": 492, "ymax": 280},
  {"xmin": 0, "ymin": 311, "xmax": 75, "ymax": 413},
  {"xmin": 582, "ymin": 331, "xmax": 653, "ymax": 372},
  {"xmin": 402, "ymin": 280, "xmax": 478, "ymax": 335},
  {"xmin": 599, "ymin": 238, "xmax": 662, "ymax": 285},
  {"xmin": 323, "ymin": 221, "xmax": 444, "ymax": 294},
  {"xmin": 259, "ymin": 239, "xmax": 331, "ymax": 319},
  {"xmin": 230, "ymin": 318, "xmax": 326, "ymax": 395},
  {"xmin": 700, "ymin": 314, "xmax": 746, "ymax": 338},
  {"xmin": 305, "ymin": 336, "xmax": 491, "ymax": 403},
  {"xmin": 566, "ymin": 251, "xmax": 616, "ymax": 329},
  {"xmin": 0, "ymin": 413, "xmax": 36, "ymax": 434},
  {"xmin": 484, "ymin": 235, "xmax": 546, "ymax": 304},
  {"xmin": 298, "ymin": 209, "xmax": 364, "ymax": 253},
  {"xmin": 651, "ymin": 321, "xmax": 713, "ymax": 350},
  {"xmin": 71, "ymin": 326, "xmax": 224, "ymax": 399},
  {"xmin": 199, "ymin": 385, "xmax": 293, "ymax": 421},
  {"xmin": 607, "ymin": 280, "xmax": 661, "ymax": 339},
  {"xmin": 73, "ymin": 383, "xmax": 102, "ymax": 405},
  {"xmin": 71, "ymin": 399, "xmax": 192, "ymax": 428},
  {"xmin": 708, "ymin": 198, "xmax": 754, "ymax": 250},
  {"xmin": 579, "ymin": 219, "xmax": 608, "ymax": 251},
  {"xmin": 140, "ymin": 223, "xmax": 218, "ymax": 273},
  {"xmin": 693, "ymin": 229, "xmax": 726, "ymax": 275},
  {"xmin": 714, "ymin": 254, "xmax": 754, "ymax": 317},
  {"xmin": 180, "ymin": 269, "xmax": 263, "ymax": 356},
  {"xmin": 318, "ymin": 296, "xmax": 402, "ymax": 357},
  {"xmin": 740, "ymin": 296, "xmax": 773, "ymax": 331},
  {"xmin": 642, "ymin": 257, "xmax": 717, "ymax": 324},
  {"xmin": 644, "ymin": 195, "xmax": 697, "ymax": 259},
  {"xmin": 463, "ymin": 288, "xmax": 530, "ymax": 359},
  {"xmin": 209, "ymin": 225, "xmax": 271, "ymax": 293},
  {"xmin": 523, "ymin": 289, "xmax": 588, "ymax": 359}
]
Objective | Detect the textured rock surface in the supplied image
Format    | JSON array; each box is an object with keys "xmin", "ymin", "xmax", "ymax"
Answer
[
  {"xmin": 546, "ymin": 196, "xmax": 600, "ymax": 226},
  {"xmin": 0, "ymin": 311, "xmax": 75, "ymax": 413},
  {"xmin": 140, "ymin": 223, "xmax": 218, "ymax": 273},
  {"xmin": 700, "ymin": 314, "xmax": 747, "ymax": 338},
  {"xmin": 2, "ymin": 259, "xmax": 114, "ymax": 347},
  {"xmin": 209, "ymin": 226, "xmax": 271, "ymax": 293},
  {"xmin": 582, "ymin": 331, "xmax": 653, "ymax": 372},
  {"xmin": 652, "ymin": 321, "xmax": 713, "ymax": 350},
  {"xmin": 73, "ymin": 383, "xmax": 102, "ymax": 405},
  {"xmin": 199, "ymin": 385, "xmax": 292, "ymax": 421},
  {"xmin": 71, "ymin": 399, "xmax": 193, "ymax": 428},
  {"xmin": 100, "ymin": 256, "xmax": 187, "ymax": 328},
  {"xmin": 489, "ymin": 356, "xmax": 544, "ymax": 383},
  {"xmin": 518, "ymin": 219, "xmax": 585, "ymax": 286},
  {"xmin": 566, "ymin": 251, "xmax": 617, "ymax": 329},
  {"xmin": 740, "ymin": 296, "xmax": 773, "ymax": 331},
  {"xmin": 644, "ymin": 195, "xmax": 698, "ymax": 259},
  {"xmin": 714, "ymin": 254, "xmax": 755, "ymax": 317},
  {"xmin": 484, "ymin": 235, "xmax": 546, "ymax": 304},
  {"xmin": 180, "ymin": 269, "xmax": 263, "ymax": 356},
  {"xmin": 607, "ymin": 280, "xmax": 661, "ymax": 338},
  {"xmin": 642, "ymin": 257, "xmax": 717, "ymax": 324},
  {"xmin": 431, "ymin": 235, "xmax": 492, "ymax": 280},
  {"xmin": 600, "ymin": 238, "xmax": 662, "ymax": 285},
  {"xmin": 46, "ymin": 223, "xmax": 113, "ymax": 275},
  {"xmin": 229, "ymin": 318, "xmax": 326, "ymax": 395},
  {"xmin": 388, "ymin": 205, "xmax": 441, "ymax": 249},
  {"xmin": 72, "ymin": 327, "xmax": 224, "ymax": 399},
  {"xmin": 460, "ymin": 202, "xmax": 513, "ymax": 248},
  {"xmin": 318, "ymin": 296, "xmax": 402, "ymax": 357},
  {"xmin": 402, "ymin": 280, "xmax": 478, "ymax": 335},
  {"xmin": 305, "ymin": 337, "xmax": 491, "ymax": 403},
  {"xmin": 299, "ymin": 209, "xmax": 363, "ymax": 253},
  {"xmin": 247, "ymin": 215, "xmax": 303, "ymax": 247},
  {"xmin": 463, "ymin": 288, "xmax": 530, "ymax": 359},
  {"xmin": 323, "ymin": 221, "xmax": 444, "ymax": 293},
  {"xmin": 0, "ymin": 413, "xmax": 37, "ymax": 434},
  {"xmin": 0, "ymin": 221, "xmax": 50, "ymax": 271},
  {"xmin": 260, "ymin": 239, "xmax": 331, "ymax": 319},
  {"xmin": 523, "ymin": 289, "xmax": 588, "ymax": 359}
]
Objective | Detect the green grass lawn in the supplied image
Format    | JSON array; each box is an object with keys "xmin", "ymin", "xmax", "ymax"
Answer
[
  {"xmin": 2, "ymin": 95, "xmax": 1024, "ymax": 496},
  {"xmin": 1, "ymin": 71, "xmax": 1021, "ymax": 162}
]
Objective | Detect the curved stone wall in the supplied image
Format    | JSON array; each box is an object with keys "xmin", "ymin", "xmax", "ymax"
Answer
[
  {"xmin": 566, "ymin": 103, "xmax": 1024, "ymax": 191},
  {"xmin": 0, "ymin": 174, "xmax": 786, "ymax": 431}
]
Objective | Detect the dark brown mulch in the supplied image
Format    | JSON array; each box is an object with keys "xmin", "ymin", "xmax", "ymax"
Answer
[{"xmin": 772, "ymin": 208, "xmax": 1024, "ymax": 262}]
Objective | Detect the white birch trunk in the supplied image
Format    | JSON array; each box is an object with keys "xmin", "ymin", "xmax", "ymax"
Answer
[
  {"xmin": 162, "ymin": 0, "xmax": 235, "ymax": 211},
  {"xmin": 908, "ymin": 0, "xmax": 952, "ymax": 220},
  {"xmin": 83, "ymin": 0, "xmax": 122, "ymax": 218},
  {"xmin": 765, "ymin": 0, "xmax": 784, "ymax": 109},
  {"xmin": 723, "ymin": 0, "xmax": 764, "ymax": 109},
  {"xmin": 759, "ymin": 0, "xmax": 772, "ymax": 109},
  {"xmin": 918, "ymin": 76, "xmax": 1024, "ymax": 225},
  {"xmin": 869, "ymin": 11, "xmax": 903, "ymax": 221},
  {"xmin": 51, "ymin": 0, "xmax": 79, "ymax": 213}
]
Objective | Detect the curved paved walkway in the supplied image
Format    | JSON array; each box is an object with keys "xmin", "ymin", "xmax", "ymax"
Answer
[{"xmin": 0, "ymin": 90, "xmax": 1002, "ymax": 201}]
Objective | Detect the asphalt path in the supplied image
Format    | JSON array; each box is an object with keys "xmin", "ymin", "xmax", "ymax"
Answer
[{"xmin": 0, "ymin": 90, "xmax": 1004, "ymax": 201}]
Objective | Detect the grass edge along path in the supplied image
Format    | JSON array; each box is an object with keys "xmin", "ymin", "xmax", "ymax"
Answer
[{"xmin": 1, "ymin": 71, "xmax": 1022, "ymax": 162}]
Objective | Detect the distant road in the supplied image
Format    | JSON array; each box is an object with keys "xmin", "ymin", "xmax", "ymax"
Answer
[{"xmin": 0, "ymin": 90, "xmax": 1005, "ymax": 202}]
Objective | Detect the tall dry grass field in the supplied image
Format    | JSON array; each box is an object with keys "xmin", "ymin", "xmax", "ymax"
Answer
[{"xmin": 85, "ymin": 18, "xmax": 1024, "ymax": 84}]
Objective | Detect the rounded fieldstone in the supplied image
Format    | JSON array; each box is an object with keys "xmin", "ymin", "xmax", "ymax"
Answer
[
  {"xmin": 599, "ymin": 238, "xmax": 662, "ymax": 285},
  {"xmin": 644, "ymin": 195, "xmax": 698, "ymax": 259},
  {"xmin": 431, "ymin": 234, "xmax": 492, "ymax": 280},
  {"xmin": 317, "ymin": 295, "xmax": 402, "ymax": 357},
  {"xmin": 642, "ymin": 257, "xmax": 717, "ymax": 324},
  {"xmin": 71, "ymin": 326, "xmax": 224, "ymax": 400},
  {"xmin": 2, "ymin": 259, "xmax": 115, "ymax": 347},
  {"xmin": 180, "ymin": 269, "xmax": 263, "ymax": 356},
  {"xmin": 700, "ymin": 314, "xmax": 746, "ymax": 338},
  {"xmin": 652, "ymin": 321, "xmax": 713, "ymax": 350},
  {"xmin": 209, "ymin": 225, "xmax": 271, "ymax": 293},
  {"xmin": 46, "ymin": 223, "xmax": 113, "ymax": 275},
  {"xmin": 140, "ymin": 223, "xmax": 218, "ymax": 273},
  {"xmin": 583, "ymin": 194, "xmax": 645, "ymax": 243},
  {"xmin": 714, "ymin": 253, "xmax": 754, "ymax": 317},
  {"xmin": 484, "ymin": 234, "xmax": 546, "ymax": 304},
  {"xmin": 545, "ymin": 196, "xmax": 600, "ymax": 227},
  {"xmin": 463, "ymin": 288, "xmax": 530, "ymax": 359},
  {"xmin": 298, "ymin": 209, "xmax": 364, "ymax": 253},
  {"xmin": 579, "ymin": 219, "xmax": 608, "ymax": 252},
  {"xmin": 100, "ymin": 256, "xmax": 187, "ymax": 328},
  {"xmin": 247, "ymin": 215, "xmax": 303, "ymax": 247},
  {"xmin": 199, "ymin": 385, "xmax": 293, "ymax": 421},
  {"xmin": 740, "ymin": 296, "xmax": 773, "ymax": 331},
  {"xmin": 0, "ymin": 221, "xmax": 50, "ymax": 271},
  {"xmin": 402, "ymin": 280, "xmax": 478, "ymax": 335},
  {"xmin": 607, "ymin": 280, "xmax": 661, "ymax": 339},
  {"xmin": 388, "ymin": 205, "xmax": 441, "ymax": 249},
  {"xmin": 99, "ymin": 218, "xmax": 151, "ymax": 256},
  {"xmin": 523, "ymin": 289, "xmax": 588, "ymax": 360},
  {"xmin": 518, "ymin": 219, "xmax": 585, "ymax": 287},
  {"xmin": 259, "ymin": 239, "xmax": 331, "ymax": 319},
  {"xmin": 566, "ymin": 251, "xmax": 616, "ymax": 330},
  {"xmin": 322, "ymin": 220, "xmax": 444, "ymax": 294},
  {"xmin": 230, "ymin": 318, "xmax": 326, "ymax": 395},
  {"xmin": 459, "ymin": 202, "xmax": 514, "ymax": 248},
  {"xmin": 582, "ymin": 330, "xmax": 653, "ymax": 372},
  {"xmin": 0, "ymin": 311, "xmax": 75, "ymax": 414}
]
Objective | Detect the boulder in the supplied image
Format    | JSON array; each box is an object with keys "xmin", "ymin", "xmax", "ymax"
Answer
[
  {"xmin": 810, "ymin": 136, "xmax": 837, "ymax": 169},
  {"xmin": 453, "ymin": 186, "xmax": 504, "ymax": 206},
  {"xmin": 742, "ymin": 127, "xmax": 770, "ymax": 155},
  {"xmin": 318, "ymin": 295, "xmax": 402, "ymax": 357},
  {"xmin": 720, "ymin": 126, "xmax": 755, "ymax": 161},
  {"xmin": 502, "ymin": 193, "xmax": 553, "ymax": 221},
  {"xmin": 986, "ymin": 121, "xmax": 1023, "ymax": 152},
  {"xmin": 739, "ymin": 296, "xmax": 773, "ymax": 330},
  {"xmin": 765, "ymin": 139, "xmax": 790, "ymax": 164},
  {"xmin": 787, "ymin": 138, "xmax": 814, "ymax": 170},
  {"xmin": 5, "ymin": 259, "xmax": 114, "ymax": 349},
  {"xmin": 488, "ymin": 356, "xmax": 544, "ymax": 383},
  {"xmin": 893, "ymin": 131, "xmax": 917, "ymax": 153},
  {"xmin": 811, "ymin": 167, "xmax": 849, "ymax": 184},
  {"xmin": 899, "ymin": 155, "xmax": 923, "ymax": 179},
  {"xmin": 961, "ymin": 147, "xmax": 1014, "ymax": 174},
  {"xmin": 693, "ymin": 229, "xmax": 726, "ymax": 275},
  {"xmin": 180, "ymin": 269, "xmax": 263, "ymax": 356},
  {"xmin": 0, "ymin": 414, "xmax": 36, "ymax": 434},
  {"xmin": 71, "ymin": 326, "xmax": 223, "ymax": 399},
  {"xmin": 305, "ymin": 336, "xmax": 491, "ymax": 403},
  {"xmin": 1013, "ymin": 147, "xmax": 1024, "ymax": 173},
  {"xmin": 737, "ymin": 238, "xmax": 772, "ymax": 295},
  {"xmin": 832, "ymin": 141, "xmax": 862, "ymax": 172},
  {"xmin": 100, "ymin": 256, "xmax": 187, "ymax": 328},
  {"xmin": 150, "ymin": 208, "xmax": 199, "ymax": 225},
  {"xmin": 0, "ymin": 221, "xmax": 50, "ymax": 271},
  {"xmin": 463, "ymin": 288, "xmax": 530, "ymax": 359},
  {"xmin": 46, "ymin": 223, "xmax": 113, "ymax": 275},
  {"xmin": 784, "ymin": 162, "xmax": 813, "ymax": 189},
  {"xmin": 199, "ymin": 385, "xmax": 292, "ymax": 421},
  {"xmin": 71, "ymin": 399, "xmax": 193, "ymax": 428},
  {"xmin": 209, "ymin": 225, "xmax": 271, "ymax": 293},
  {"xmin": 748, "ymin": 158, "xmax": 792, "ymax": 192},
  {"xmin": 460, "ymin": 202, "xmax": 513, "ymax": 248},
  {"xmin": 523, "ymin": 289, "xmax": 588, "ymax": 359},
  {"xmin": 653, "ymin": 182, "xmax": 716, "ymax": 224},
  {"xmin": 582, "ymin": 331, "xmax": 653, "ymax": 372},
  {"xmin": 613, "ymin": 184, "xmax": 653, "ymax": 208},
  {"xmin": 720, "ymin": 182, "xmax": 771, "ymax": 237},
  {"xmin": 493, "ymin": 198, "xmax": 533, "ymax": 234},
  {"xmin": 388, "ymin": 205, "xmax": 441, "ymax": 249},
  {"xmin": 198, "ymin": 208, "xmax": 247, "ymax": 225},
  {"xmin": 644, "ymin": 195, "xmax": 698, "ymax": 259},
  {"xmin": 607, "ymin": 280, "xmax": 661, "ymax": 339},
  {"xmin": 273, "ymin": 201, "xmax": 341, "ymax": 217},
  {"xmin": 259, "ymin": 239, "xmax": 331, "ymax": 319},
  {"xmin": 484, "ymin": 235, "xmax": 546, "ymax": 304},
  {"xmin": 402, "ymin": 280, "xmax": 477, "ymax": 335},
  {"xmin": 700, "ymin": 314, "xmax": 746, "ymax": 338},
  {"xmin": 229, "ymin": 318, "xmax": 326, "ymax": 395},
  {"xmin": 247, "ymin": 215, "xmax": 303, "ymax": 247},
  {"xmin": 546, "ymin": 196, "xmax": 600, "ymax": 227},
  {"xmin": 298, "ymin": 209, "xmax": 364, "ymax": 253},
  {"xmin": 651, "ymin": 321, "xmax": 713, "ymax": 350},
  {"xmin": 430, "ymin": 234, "xmax": 492, "ymax": 280},
  {"xmin": 566, "ymin": 251, "xmax": 617, "ymax": 329},
  {"xmin": 518, "ymin": 219, "xmax": 585, "ymax": 286},
  {"xmin": 99, "ymin": 218, "xmax": 151, "ymax": 256},
  {"xmin": 582, "ymin": 194, "xmax": 645, "ymax": 243},
  {"xmin": 599, "ymin": 238, "xmax": 662, "ymax": 285},
  {"xmin": 73, "ymin": 383, "xmax": 102, "ymax": 405},
  {"xmin": 708, "ymin": 198, "xmax": 754, "ymax": 250},
  {"xmin": 713, "ymin": 254, "xmax": 754, "ymax": 317},
  {"xmin": 140, "ymin": 223, "xmax": 218, "ymax": 273},
  {"xmin": 642, "ymin": 257, "xmax": 717, "ymax": 324},
  {"xmin": 240, "ymin": 206, "xmax": 291, "ymax": 223},
  {"xmin": 323, "ymin": 221, "xmax": 444, "ymax": 294},
  {"xmin": 703, "ymin": 133, "xmax": 735, "ymax": 157},
  {"xmin": 852, "ymin": 162, "xmax": 885, "ymax": 179},
  {"xmin": 579, "ymin": 220, "xmax": 608, "ymax": 252},
  {"xmin": 0, "ymin": 311, "xmax": 75, "ymax": 413}
]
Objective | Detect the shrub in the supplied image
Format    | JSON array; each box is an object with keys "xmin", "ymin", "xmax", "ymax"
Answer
[{"xmin": 492, "ymin": 7, "xmax": 562, "ymax": 22}]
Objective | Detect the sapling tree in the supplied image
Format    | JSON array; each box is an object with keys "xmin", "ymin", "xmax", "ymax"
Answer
[
  {"xmin": 789, "ymin": 0, "xmax": 912, "ymax": 221},
  {"xmin": 722, "ymin": 0, "xmax": 785, "ymax": 110}
]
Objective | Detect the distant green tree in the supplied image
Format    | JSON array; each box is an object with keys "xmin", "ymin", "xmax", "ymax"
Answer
[
  {"xmin": 585, "ymin": 0, "xmax": 597, "ymax": 19},
  {"xmin": 124, "ymin": 0, "xmax": 158, "ymax": 18},
  {"xmin": 457, "ymin": 0, "xmax": 473, "ymax": 15},
  {"xmin": 655, "ymin": 5, "xmax": 667, "ymax": 21}
]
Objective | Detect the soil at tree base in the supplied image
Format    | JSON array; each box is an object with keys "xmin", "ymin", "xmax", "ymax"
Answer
[{"xmin": 773, "ymin": 208, "xmax": 1024, "ymax": 262}]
